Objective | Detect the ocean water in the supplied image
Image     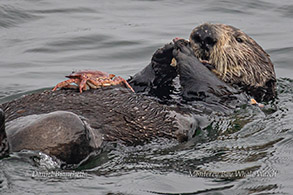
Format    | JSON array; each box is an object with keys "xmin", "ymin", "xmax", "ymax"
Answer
[{"xmin": 1, "ymin": 0, "xmax": 293, "ymax": 194}]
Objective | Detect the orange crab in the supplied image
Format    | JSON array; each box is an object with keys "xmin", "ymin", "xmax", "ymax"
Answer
[{"xmin": 52, "ymin": 70, "xmax": 134, "ymax": 93}]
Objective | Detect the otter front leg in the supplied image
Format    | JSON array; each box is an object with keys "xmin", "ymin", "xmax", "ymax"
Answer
[
  {"xmin": 0, "ymin": 108, "xmax": 9, "ymax": 158},
  {"xmin": 172, "ymin": 39, "xmax": 242, "ymax": 102},
  {"xmin": 128, "ymin": 43, "xmax": 177, "ymax": 97}
]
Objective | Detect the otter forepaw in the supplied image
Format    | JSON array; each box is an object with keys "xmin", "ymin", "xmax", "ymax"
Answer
[
  {"xmin": 152, "ymin": 43, "xmax": 175, "ymax": 64},
  {"xmin": 173, "ymin": 39, "xmax": 193, "ymax": 56}
]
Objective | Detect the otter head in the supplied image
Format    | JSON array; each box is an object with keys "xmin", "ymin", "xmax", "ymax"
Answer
[{"xmin": 189, "ymin": 23, "xmax": 276, "ymax": 101}]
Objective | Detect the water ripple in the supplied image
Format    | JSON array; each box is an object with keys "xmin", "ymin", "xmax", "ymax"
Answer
[
  {"xmin": 30, "ymin": 7, "xmax": 96, "ymax": 14},
  {"xmin": 0, "ymin": 5, "xmax": 40, "ymax": 28}
]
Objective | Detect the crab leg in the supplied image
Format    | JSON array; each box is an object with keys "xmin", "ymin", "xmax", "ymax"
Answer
[
  {"xmin": 87, "ymin": 78, "xmax": 103, "ymax": 88},
  {"xmin": 52, "ymin": 79, "xmax": 80, "ymax": 91},
  {"xmin": 87, "ymin": 77, "xmax": 134, "ymax": 92},
  {"xmin": 113, "ymin": 76, "xmax": 135, "ymax": 92},
  {"xmin": 86, "ymin": 80, "xmax": 99, "ymax": 89},
  {"xmin": 79, "ymin": 77, "xmax": 89, "ymax": 93},
  {"xmin": 87, "ymin": 78, "xmax": 111, "ymax": 87}
]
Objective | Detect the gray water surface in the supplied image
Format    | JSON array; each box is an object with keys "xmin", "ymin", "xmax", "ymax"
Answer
[{"xmin": 1, "ymin": 0, "xmax": 293, "ymax": 194}]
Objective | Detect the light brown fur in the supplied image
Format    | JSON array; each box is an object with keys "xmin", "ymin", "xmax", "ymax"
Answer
[{"xmin": 189, "ymin": 23, "xmax": 276, "ymax": 101}]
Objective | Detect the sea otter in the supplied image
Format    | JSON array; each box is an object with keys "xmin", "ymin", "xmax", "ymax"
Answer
[{"xmin": 0, "ymin": 23, "xmax": 276, "ymax": 164}]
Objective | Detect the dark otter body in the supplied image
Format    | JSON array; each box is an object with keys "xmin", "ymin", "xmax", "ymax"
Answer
[
  {"xmin": 0, "ymin": 23, "xmax": 276, "ymax": 164},
  {"xmin": 3, "ymin": 88, "xmax": 177, "ymax": 144},
  {"xmin": 2, "ymin": 89, "xmax": 178, "ymax": 164}
]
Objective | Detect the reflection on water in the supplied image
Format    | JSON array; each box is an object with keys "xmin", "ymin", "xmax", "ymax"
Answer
[{"xmin": 1, "ymin": 0, "xmax": 293, "ymax": 194}]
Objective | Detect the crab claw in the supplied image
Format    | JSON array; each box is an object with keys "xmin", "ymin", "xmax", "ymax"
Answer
[{"xmin": 52, "ymin": 79, "xmax": 80, "ymax": 92}]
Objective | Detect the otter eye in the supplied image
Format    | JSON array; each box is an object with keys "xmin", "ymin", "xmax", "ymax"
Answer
[{"xmin": 236, "ymin": 37, "xmax": 243, "ymax": 43}]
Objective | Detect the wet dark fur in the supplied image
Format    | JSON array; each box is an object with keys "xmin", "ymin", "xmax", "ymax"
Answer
[
  {"xmin": 129, "ymin": 40, "xmax": 247, "ymax": 110},
  {"xmin": 1, "ymin": 88, "xmax": 177, "ymax": 145},
  {"xmin": 0, "ymin": 109, "xmax": 9, "ymax": 158}
]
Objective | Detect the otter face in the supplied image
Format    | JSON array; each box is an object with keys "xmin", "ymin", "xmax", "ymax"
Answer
[{"xmin": 189, "ymin": 23, "xmax": 276, "ymax": 92}]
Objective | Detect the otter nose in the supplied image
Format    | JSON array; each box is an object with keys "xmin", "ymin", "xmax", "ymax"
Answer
[{"xmin": 191, "ymin": 25, "xmax": 217, "ymax": 51}]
